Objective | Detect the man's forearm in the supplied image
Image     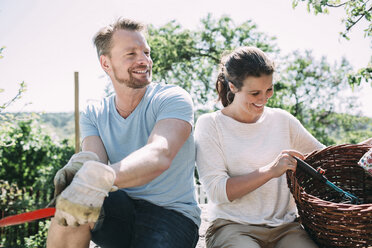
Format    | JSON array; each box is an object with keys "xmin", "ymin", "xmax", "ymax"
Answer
[
  {"xmin": 111, "ymin": 143, "xmax": 172, "ymax": 188},
  {"xmin": 81, "ymin": 136, "xmax": 109, "ymax": 164}
]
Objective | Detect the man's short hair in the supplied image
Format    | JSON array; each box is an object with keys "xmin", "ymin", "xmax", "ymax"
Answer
[{"xmin": 93, "ymin": 18, "xmax": 146, "ymax": 57}]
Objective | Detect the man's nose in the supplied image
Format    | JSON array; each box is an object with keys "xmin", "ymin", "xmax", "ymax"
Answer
[{"xmin": 137, "ymin": 52, "xmax": 151, "ymax": 65}]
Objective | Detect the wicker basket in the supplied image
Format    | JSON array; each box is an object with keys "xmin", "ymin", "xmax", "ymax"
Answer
[{"xmin": 286, "ymin": 144, "xmax": 372, "ymax": 248}]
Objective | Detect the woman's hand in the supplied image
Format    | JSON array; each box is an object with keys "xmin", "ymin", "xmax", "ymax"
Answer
[
  {"xmin": 268, "ymin": 150, "xmax": 304, "ymax": 178},
  {"xmin": 225, "ymin": 150, "xmax": 304, "ymax": 202}
]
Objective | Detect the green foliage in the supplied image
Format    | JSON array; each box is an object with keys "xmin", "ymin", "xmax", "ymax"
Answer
[
  {"xmin": 269, "ymin": 50, "xmax": 362, "ymax": 145},
  {"xmin": 327, "ymin": 113, "xmax": 372, "ymax": 144},
  {"xmin": 347, "ymin": 62, "xmax": 372, "ymax": 87},
  {"xmin": 0, "ymin": 115, "xmax": 74, "ymax": 188},
  {"xmin": 0, "ymin": 46, "xmax": 4, "ymax": 58},
  {"xmin": 0, "ymin": 116, "xmax": 74, "ymax": 247},
  {"xmin": 0, "ymin": 180, "xmax": 46, "ymax": 248},
  {"xmin": 24, "ymin": 220, "xmax": 50, "ymax": 248}
]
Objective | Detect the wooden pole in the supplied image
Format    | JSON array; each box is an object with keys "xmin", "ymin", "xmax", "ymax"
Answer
[{"xmin": 74, "ymin": 71, "xmax": 80, "ymax": 153}]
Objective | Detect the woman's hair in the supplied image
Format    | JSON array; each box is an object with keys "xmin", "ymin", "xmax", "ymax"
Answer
[
  {"xmin": 216, "ymin": 46, "xmax": 275, "ymax": 107},
  {"xmin": 93, "ymin": 18, "xmax": 146, "ymax": 58}
]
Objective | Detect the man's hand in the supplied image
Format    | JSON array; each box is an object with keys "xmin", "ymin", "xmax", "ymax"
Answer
[
  {"xmin": 55, "ymin": 161, "xmax": 116, "ymax": 226},
  {"xmin": 53, "ymin": 151, "xmax": 100, "ymax": 199}
]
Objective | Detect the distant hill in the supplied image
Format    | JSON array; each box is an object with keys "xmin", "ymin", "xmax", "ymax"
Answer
[
  {"xmin": 38, "ymin": 112, "xmax": 75, "ymax": 141},
  {"xmin": 1, "ymin": 112, "xmax": 76, "ymax": 143}
]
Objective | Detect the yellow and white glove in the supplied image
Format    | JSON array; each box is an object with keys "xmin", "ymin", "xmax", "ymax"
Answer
[
  {"xmin": 55, "ymin": 161, "xmax": 116, "ymax": 226},
  {"xmin": 53, "ymin": 151, "xmax": 100, "ymax": 198}
]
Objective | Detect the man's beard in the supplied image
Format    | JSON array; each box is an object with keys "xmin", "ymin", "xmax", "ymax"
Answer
[{"xmin": 113, "ymin": 65, "xmax": 152, "ymax": 89}]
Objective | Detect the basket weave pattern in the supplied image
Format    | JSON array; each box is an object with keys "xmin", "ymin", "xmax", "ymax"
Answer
[{"xmin": 287, "ymin": 144, "xmax": 372, "ymax": 248}]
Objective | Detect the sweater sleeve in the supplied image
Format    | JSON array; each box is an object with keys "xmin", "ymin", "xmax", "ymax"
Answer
[
  {"xmin": 195, "ymin": 114, "xmax": 230, "ymax": 204},
  {"xmin": 288, "ymin": 113, "xmax": 325, "ymax": 154}
]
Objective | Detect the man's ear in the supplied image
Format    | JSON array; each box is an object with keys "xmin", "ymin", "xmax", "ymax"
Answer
[{"xmin": 100, "ymin": 55, "xmax": 111, "ymax": 74}]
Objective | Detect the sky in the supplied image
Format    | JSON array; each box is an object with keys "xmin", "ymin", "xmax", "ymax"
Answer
[{"xmin": 0, "ymin": 0, "xmax": 371, "ymax": 116}]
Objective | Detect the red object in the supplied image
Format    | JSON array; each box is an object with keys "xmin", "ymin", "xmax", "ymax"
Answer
[
  {"xmin": 0, "ymin": 208, "xmax": 56, "ymax": 227},
  {"xmin": 316, "ymin": 167, "xmax": 325, "ymax": 175}
]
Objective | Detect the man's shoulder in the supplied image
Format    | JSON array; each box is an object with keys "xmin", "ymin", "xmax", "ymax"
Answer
[
  {"xmin": 147, "ymin": 83, "xmax": 192, "ymax": 106},
  {"xmin": 83, "ymin": 95, "xmax": 113, "ymax": 115},
  {"xmin": 149, "ymin": 83, "xmax": 190, "ymax": 97}
]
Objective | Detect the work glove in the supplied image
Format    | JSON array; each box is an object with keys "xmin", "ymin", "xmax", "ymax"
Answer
[
  {"xmin": 53, "ymin": 151, "xmax": 100, "ymax": 199},
  {"xmin": 55, "ymin": 160, "xmax": 117, "ymax": 226}
]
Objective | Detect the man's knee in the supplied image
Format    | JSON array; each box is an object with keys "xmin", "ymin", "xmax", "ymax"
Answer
[
  {"xmin": 102, "ymin": 190, "xmax": 134, "ymax": 220},
  {"xmin": 90, "ymin": 191, "xmax": 135, "ymax": 247}
]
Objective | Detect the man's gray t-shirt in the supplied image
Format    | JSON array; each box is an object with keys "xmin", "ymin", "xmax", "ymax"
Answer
[{"xmin": 80, "ymin": 82, "xmax": 201, "ymax": 226}]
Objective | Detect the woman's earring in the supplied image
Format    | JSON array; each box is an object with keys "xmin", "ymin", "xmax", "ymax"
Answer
[{"xmin": 227, "ymin": 91, "xmax": 234, "ymax": 104}]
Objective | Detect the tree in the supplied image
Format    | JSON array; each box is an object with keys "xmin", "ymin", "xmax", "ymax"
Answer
[
  {"xmin": 347, "ymin": 64, "xmax": 372, "ymax": 87},
  {"xmin": 291, "ymin": 0, "xmax": 372, "ymax": 87},
  {"xmin": 0, "ymin": 117, "xmax": 74, "ymax": 187},
  {"xmin": 147, "ymin": 14, "xmax": 279, "ymax": 114},
  {"xmin": 327, "ymin": 112, "xmax": 372, "ymax": 144},
  {"xmin": 0, "ymin": 46, "xmax": 74, "ymax": 248},
  {"xmin": 146, "ymin": 14, "xmax": 368, "ymax": 144},
  {"xmin": 0, "ymin": 47, "xmax": 27, "ymax": 114},
  {"xmin": 292, "ymin": 0, "xmax": 371, "ymax": 38},
  {"xmin": 270, "ymin": 50, "xmax": 361, "ymax": 145},
  {"xmin": 0, "ymin": 116, "xmax": 74, "ymax": 247},
  {"xmin": 0, "ymin": 46, "xmax": 29, "ymax": 149}
]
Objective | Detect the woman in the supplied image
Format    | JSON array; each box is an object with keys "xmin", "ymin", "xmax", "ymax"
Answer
[{"xmin": 194, "ymin": 46, "xmax": 324, "ymax": 248}]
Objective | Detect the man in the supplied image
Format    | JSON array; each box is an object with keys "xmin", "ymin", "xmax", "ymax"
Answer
[{"xmin": 47, "ymin": 18, "xmax": 200, "ymax": 248}]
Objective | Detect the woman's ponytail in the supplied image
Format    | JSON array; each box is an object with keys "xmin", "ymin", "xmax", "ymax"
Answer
[{"xmin": 216, "ymin": 64, "xmax": 234, "ymax": 107}]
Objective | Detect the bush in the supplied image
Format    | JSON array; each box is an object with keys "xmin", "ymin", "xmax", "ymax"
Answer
[{"xmin": 0, "ymin": 115, "xmax": 74, "ymax": 247}]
